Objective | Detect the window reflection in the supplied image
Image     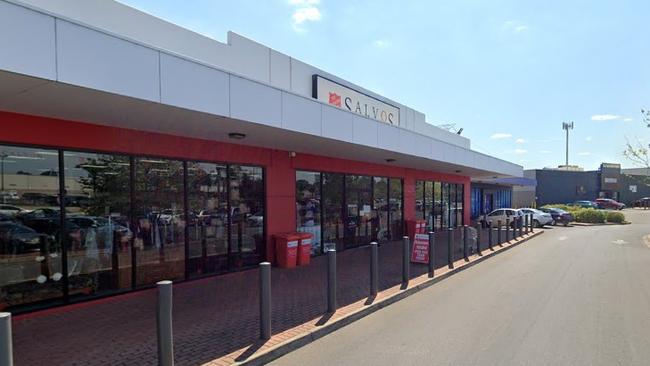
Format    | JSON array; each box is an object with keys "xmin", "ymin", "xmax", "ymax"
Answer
[
  {"xmin": 228, "ymin": 165, "xmax": 264, "ymax": 268},
  {"xmin": 389, "ymin": 178, "xmax": 403, "ymax": 240},
  {"xmin": 296, "ymin": 171, "xmax": 321, "ymax": 255},
  {"xmin": 64, "ymin": 152, "xmax": 132, "ymax": 297},
  {"xmin": 322, "ymin": 173, "xmax": 344, "ymax": 252},
  {"xmin": 372, "ymin": 177, "xmax": 388, "ymax": 242},
  {"xmin": 0, "ymin": 146, "xmax": 63, "ymax": 309},
  {"xmin": 134, "ymin": 158, "xmax": 185, "ymax": 286},
  {"xmin": 187, "ymin": 163, "xmax": 228, "ymax": 277}
]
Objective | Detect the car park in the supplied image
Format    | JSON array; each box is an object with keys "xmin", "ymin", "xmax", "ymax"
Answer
[
  {"xmin": 594, "ymin": 198, "xmax": 625, "ymax": 210},
  {"xmin": 540, "ymin": 207, "xmax": 574, "ymax": 226},
  {"xmin": 484, "ymin": 208, "xmax": 524, "ymax": 228},
  {"xmin": 519, "ymin": 208, "xmax": 554, "ymax": 227}
]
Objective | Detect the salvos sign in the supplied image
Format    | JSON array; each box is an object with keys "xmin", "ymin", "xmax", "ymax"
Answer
[{"xmin": 312, "ymin": 75, "xmax": 400, "ymax": 125}]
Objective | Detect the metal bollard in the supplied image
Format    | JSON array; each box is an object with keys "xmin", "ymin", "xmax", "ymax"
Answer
[
  {"xmin": 259, "ymin": 262, "xmax": 271, "ymax": 340},
  {"xmin": 505, "ymin": 219, "xmax": 510, "ymax": 242},
  {"xmin": 497, "ymin": 220, "xmax": 502, "ymax": 246},
  {"xmin": 0, "ymin": 312, "xmax": 12, "ymax": 366},
  {"xmin": 157, "ymin": 280, "xmax": 174, "ymax": 366},
  {"xmin": 530, "ymin": 213, "xmax": 534, "ymax": 232},
  {"xmin": 447, "ymin": 228, "xmax": 454, "ymax": 269},
  {"xmin": 428, "ymin": 232, "xmax": 435, "ymax": 278},
  {"xmin": 370, "ymin": 242, "xmax": 379, "ymax": 296},
  {"xmin": 520, "ymin": 217, "xmax": 524, "ymax": 237},
  {"xmin": 488, "ymin": 222, "xmax": 493, "ymax": 250},
  {"xmin": 463, "ymin": 225, "xmax": 469, "ymax": 261},
  {"xmin": 476, "ymin": 223, "xmax": 482, "ymax": 256},
  {"xmin": 327, "ymin": 249, "xmax": 337, "ymax": 313},
  {"xmin": 402, "ymin": 236, "xmax": 410, "ymax": 287}
]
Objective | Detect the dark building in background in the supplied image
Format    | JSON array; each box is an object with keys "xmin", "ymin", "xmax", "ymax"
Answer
[
  {"xmin": 469, "ymin": 178, "xmax": 536, "ymax": 219},
  {"xmin": 523, "ymin": 163, "xmax": 650, "ymax": 206}
]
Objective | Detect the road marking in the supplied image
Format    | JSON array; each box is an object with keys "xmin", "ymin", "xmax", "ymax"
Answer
[
  {"xmin": 558, "ymin": 236, "xmax": 568, "ymax": 241},
  {"xmin": 612, "ymin": 239, "xmax": 628, "ymax": 245}
]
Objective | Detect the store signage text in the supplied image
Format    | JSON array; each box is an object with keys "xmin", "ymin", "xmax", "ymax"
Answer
[
  {"xmin": 312, "ymin": 75, "xmax": 400, "ymax": 125},
  {"xmin": 410, "ymin": 233, "xmax": 430, "ymax": 264}
]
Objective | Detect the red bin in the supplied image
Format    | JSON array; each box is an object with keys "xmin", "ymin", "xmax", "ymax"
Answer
[
  {"xmin": 274, "ymin": 233, "xmax": 300, "ymax": 268},
  {"xmin": 296, "ymin": 232, "xmax": 313, "ymax": 266}
]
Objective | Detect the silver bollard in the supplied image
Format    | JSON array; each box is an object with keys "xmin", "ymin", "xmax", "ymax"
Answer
[
  {"xmin": 259, "ymin": 262, "xmax": 272, "ymax": 340},
  {"xmin": 157, "ymin": 280, "xmax": 174, "ymax": 366},
  {"xmin": 428, "ymin": 232, "xmax": 435, "ymax": 278},
  {"xmin": 370, "ymin": 242, "xmax": 379, "ymax": 296},
  {"xmin": 0, "ymin": 313, "xmax": 12, "ymax": 366},
  {"xmin": 402, "ymin": 236, "xmax": 410, "ymax": 287},
  {"xmin": 327, "ymin": 249, "xmax": 337, "ymax": 313}
]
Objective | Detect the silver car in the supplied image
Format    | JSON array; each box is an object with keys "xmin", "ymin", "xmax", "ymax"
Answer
[{"xmin": 519, "ymin": 208, "xmax": 554, "ymax": 227}]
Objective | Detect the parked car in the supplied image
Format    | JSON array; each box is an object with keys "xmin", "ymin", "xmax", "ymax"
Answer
[
  {"xmin": 484, "ymin": 208, "xmax": 524, "ymax": 228},
  {"xmin": 570, "ymin": 200, "xmax": 600, "ymax": 209},
  {"xmin": 519, "ymin": 208, "xmax": 554, "ymax": 227},
  {"xmin": 0, "ymin": 191, "xmax": 19, "ymax": 201},
  {"xmin": 540, "ymin": 207, "xmax": 574, "ymax": 226},
  {"xmin": 594, "ymin": 198, "xmax": 625, "ymax": 210},
  {"xmin": 634, "ymin": 197, "xmax": 650, "ymax": 207},
  {"xmin": 0, "ymin": 204, "xmax": 25, "ymax": 216},
  {"xmin": 0, "ymin": 222, "xmax": 43, "ymax": 254}
]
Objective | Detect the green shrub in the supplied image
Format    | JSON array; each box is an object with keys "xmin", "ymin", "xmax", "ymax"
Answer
[
  {"xmin": 606, "ymin": 211, "xmax": 625, "ymax": 223},
  {"xmin": 573, "ymin": 208, "xmax": 606, "ymax": 223}
]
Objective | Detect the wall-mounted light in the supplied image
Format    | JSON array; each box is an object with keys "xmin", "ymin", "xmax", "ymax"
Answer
[
  {"xmin": 454, "ymin": 169, "xmax": 462, "ymax": 173},
  {"xmin": 228, "ymin": 132, "xmax": 246, "ymax": 140},
  {"xmin": 385, "ymin": 158, "xmax": 396, "ymax": 163},
  {"xmin": 289, "ymin": 151, "xmax": 296, "ymax": 158}
]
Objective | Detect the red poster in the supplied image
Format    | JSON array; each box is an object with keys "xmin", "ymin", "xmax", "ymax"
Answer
[{"xmin": 410, "ymin": 233, "xmax": 430, "ymax": 264}]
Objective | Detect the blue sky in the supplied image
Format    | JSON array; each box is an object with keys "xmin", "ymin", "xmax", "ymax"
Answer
[{"xmin": 118, "ymin": 0, "xmax": 650, "ymax": 170}]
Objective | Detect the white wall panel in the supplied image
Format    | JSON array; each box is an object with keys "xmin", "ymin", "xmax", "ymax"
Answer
[
  {"xmin": 377, "ymin": 123, "xmax": 401, "ymax": 153},
  {"xmin": 322, "ymin": 105, "xmax": 353, "ymax": 143},
  {"xmin": 229, "ymin": 75, "xmax": 281, "ymax": 127},
  {"xmin": 270, "ymin": 50, "xmax": 291, "ymax": 90},
  {"xmin": 0, "ymin": 1, "xmax": 56, "ymax": 80},
  {"xmin": 289, "ymin": 58, "xmax": 315, "ymax": 97},
  {"xmin": 281, "ymin": 92, "xmax": 321, "ymax": 136},
  {"xmin": 56, "ymin": 20, "xmax": 160, "ymax": 102},
  {"xmin": 160, "ymin": 54, "xmax": 229, "ymax": 116},
  {"xmin": 352, "ymin": 116, "xmax": 378, "ymax": 148}
]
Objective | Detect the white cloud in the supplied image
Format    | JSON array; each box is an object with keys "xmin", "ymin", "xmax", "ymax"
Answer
[
  {"xmin": 515, "ymin": 149, "xmax": 527, "ymax": 155},
  {"xmin": 373, "ymin": 39, "xmax": 391, "ymax": 48},
  {"xmin": 591, "ymin": 114, "xmax": 621, "ymax": 121},
  {"xmin": 289, "ymin": 0, "xmax": 321, "ymax": 32},
  {"xmin": 502, "ymin": 20, "xmax": 529, "ymax": 33},
  {"xmin": 515, "ymin": 138, "xmax": 525, "ymax": 144},
  {"xmin": 578, "ymin": 151, "xmax": 591, "ymax": 156},
  {"xmin": 623, "ymin": 118, "xmax": 634, "ymax": 122},
  {"xmin": 490, "ymin": 133, "xmax": 512, "ymax": 139},
  {"xmin": 539, "ymin": 150, "xmax": 551, "ymax": 154},
  {"xmin": 585, "ymin": 136, "xmax": 592, "ymax": 142}
]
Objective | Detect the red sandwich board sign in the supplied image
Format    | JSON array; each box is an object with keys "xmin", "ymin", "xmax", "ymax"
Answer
[{"xmin": 410, "ymin": 233, "xmax": 430, "ymax": 264}]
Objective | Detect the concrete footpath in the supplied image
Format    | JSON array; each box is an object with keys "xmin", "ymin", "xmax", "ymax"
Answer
[{"xmin": 270, "ymin": 209, "xmax": 650, "ymax": 366}]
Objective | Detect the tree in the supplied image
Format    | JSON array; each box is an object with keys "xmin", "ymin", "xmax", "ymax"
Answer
[{"xmin": 623, "ymin": 109, "xmax": 650, "ymax": 168}]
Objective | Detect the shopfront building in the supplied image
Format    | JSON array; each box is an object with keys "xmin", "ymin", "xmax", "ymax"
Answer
[{"xmin": 0, "ymin": 0, "xmax": 522, "ymax": 312}]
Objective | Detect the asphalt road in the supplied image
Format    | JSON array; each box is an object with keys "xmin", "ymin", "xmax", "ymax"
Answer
[{"xmin": 270, "ymin": 209, "xmax": 650, "ymax": 366}]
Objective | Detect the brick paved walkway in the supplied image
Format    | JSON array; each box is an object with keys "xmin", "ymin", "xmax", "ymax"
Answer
[{"xmin": 11, "ymin": 227, "xmax": 520, "ymax": 366}]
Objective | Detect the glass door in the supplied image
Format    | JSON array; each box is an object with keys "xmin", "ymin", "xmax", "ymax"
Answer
[{"xmin": 344, "ymin": 175, "xmax": 372, "ymax": 249}]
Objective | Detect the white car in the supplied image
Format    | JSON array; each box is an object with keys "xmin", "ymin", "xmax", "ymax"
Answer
[
  {"xmin": 519, "ymin": 208, "xmax": 554, "ymax": 227},
  {"xmin": 484, "ymin": 208, "xmax": 524, "ymax": 228}
]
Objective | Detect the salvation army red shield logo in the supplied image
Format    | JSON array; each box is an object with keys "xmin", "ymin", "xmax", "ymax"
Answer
[{"xmin": 328, "ymin": 92, "xmax": 341, "ymax": 107}]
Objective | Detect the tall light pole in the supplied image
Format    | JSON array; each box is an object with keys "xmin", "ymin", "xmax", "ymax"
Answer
[{"xmin": 562, "ymin": 121, "xmax": 574, "ymax": 166}]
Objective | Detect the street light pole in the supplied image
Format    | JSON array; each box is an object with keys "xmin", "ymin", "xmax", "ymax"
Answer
[{"xmin": 562, "ymin": 122, "xmax": 574, "ymax": 166}]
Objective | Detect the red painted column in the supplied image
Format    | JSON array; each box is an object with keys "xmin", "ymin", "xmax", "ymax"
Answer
[{"xmin": 264, "ymin": 150, "xmax": 296, "ymax": 263}]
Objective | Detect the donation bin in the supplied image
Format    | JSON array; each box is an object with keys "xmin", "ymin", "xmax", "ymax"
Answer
[
  {"xmin": 274, "ymin": 233, "xmax": 300, "ymax": 268},
  {"xmin": 406, "ymin": 220, "xmax": 427, "ymax": 241},
  {"xmin": 296, "ymin": 232, "xmax": 313, "ymax": 266}
]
